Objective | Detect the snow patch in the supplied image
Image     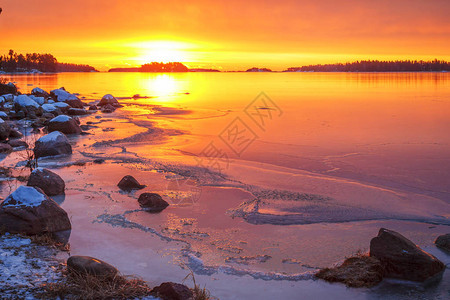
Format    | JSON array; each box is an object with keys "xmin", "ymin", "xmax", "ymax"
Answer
[
  {"xmin": 14, "ymin": 95, "xmax": 39, "ymax": 108},
  {"xmin": 50, "ymin": 115, "xmax": 71, "ymax": 123},
  {"xmin": 31, "ymin": 87, "xmax": 46, "ymax": 94},
  {"xmin": 37, "ymin": 131, "xmax": 66, "ymax": 143},
  {"xmin": 3, "ymin": 186, "xmax": 47, "ymax": 208},
  {"xmin": 53, "ymin": 102, "xmax": 69, "ymax": 108},
  {"xmin": 51, "ymin": 88, "xmax": 79, "ymax": 102},
  {"xmin": 0, "ymin": 111, "xmax": 7, "ymax": 118}
]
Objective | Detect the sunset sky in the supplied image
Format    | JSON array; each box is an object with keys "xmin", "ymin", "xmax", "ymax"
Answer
[{"xmin": 1, "ymin": 0, "xmax": 449, "ymax": 71}]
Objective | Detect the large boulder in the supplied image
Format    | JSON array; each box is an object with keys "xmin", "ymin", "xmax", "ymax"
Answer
[
  {"xmin": 370, "ymin": 228, "xmax": 445, "ymax": 282},
  {"xmin": 50, "ymin": 88, "xmax": 84, "ymax": 108},
  {"xmin": 14, "ymin": 95, "xmax": 39, "ymax": 113},
  {"xmin": 118, "ymin": 175, "xmax": 146, "ymax": 191},
  {"xmin": 138, "ymin": 193, "xmax": 169, "ymax": 212},
  {"xmin": 435, "ymin": 234, "xmax": 450, "ymax": 252},
  {"xmin": 31, "ymin": 87, "xmax": 50, "ymax": 98},
  {"xmin": 48, "ymin": 115, "xmax": 82, "ymax": 134},
  {"xmin": 0, "ymin": 83, "xmax": 17, "ymax": 95},
  {"xmin": 0, "ymin": 186, "xmax": 71, "ymax": 235},
  {"xmin": 27, "ymin": 168, "xmax": 65, "ymax": 196},
  {"xmin": 98, "ymin": 94, "xmax": 120, "ymax": 107},
  {"xmin": 34, "ymin": 131, "xmax": 72, "ymax": 158},
  {"xmin": 0, "ymin": 119, "xmax": 10, "ymax": 140},
  {"xmin": 67, "ymin": 256, "xmax": 118, "ymax": 278},
  {"xmin": 151, "ymin": 282, "xmax": 193, "ymax": 300}
]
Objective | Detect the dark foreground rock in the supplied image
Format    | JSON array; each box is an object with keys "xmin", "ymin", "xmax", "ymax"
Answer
[
  {"xmin": 118, "ymin": 175, "xmax": 146, "ymax": 191},
  {"xmin": 435, "ymin": 234, "xmax": 450, "ymax": 252},
  {"xmin": 34, "ymin": 131, "xmax": 72, "ymax": 158},
  {"xmin": 8, "ymin": 139, "xmax": 28, "ymax": 148},
  {"xmin": 370, "ymin": 228, "xmax": 445, "ymax": 282},
  {"xmin": 48, "ymin": 115, "xmax": 82, "ymax": 134},
  {"xmin": 0, "ymin": 82, "xmax": 17, "ymax": 95},
  {"xmin": 0, "ymin": 186, "xmax": 71, "ymax": 235},
  {"xmin": 27, "ymin": 168, "xmax": 65, "ymax": 196},
  {"xmin": 68, "ymin": 108, "xmax": 88, "ymax": 116},
  {"xmin": 67, "ymin": 256, "xmax": 118, "ymax": 278},
  {"xmin": 138, "ymin": 193, "xmax": 169, "ymax": 212},
  {"xmin": 316, "ymin": 256, "xmax": 384, "ymax": 287},
  {"xmin": 0, "ymin": 119, "xmax": 11, "ymax": 140},
  {"xmin": 151, "ymin": 282, "xmax": 193, "ymax": 300}
]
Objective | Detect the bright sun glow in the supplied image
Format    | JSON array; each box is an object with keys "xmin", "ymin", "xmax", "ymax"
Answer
[{"xmin": 133, "ymin": 41, "xmax": 194, "ymax": 64}]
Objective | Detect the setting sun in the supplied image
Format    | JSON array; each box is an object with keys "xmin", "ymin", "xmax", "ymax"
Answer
[{"xmin": 132, "ymin": 41, "xmax": 194, "ymax": 64}]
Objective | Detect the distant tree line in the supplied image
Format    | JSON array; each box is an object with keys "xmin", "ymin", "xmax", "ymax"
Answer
[
  {"xmin": 285, "ymin": 60, "xmax": 450, "ymax": 72},
  {"xmin": 109, "ymin": 62, "xmax": 189, "ymax": 72},
  {"xmin": 0, "ymin": 49, "xmax": 97, "ymax": 72}
]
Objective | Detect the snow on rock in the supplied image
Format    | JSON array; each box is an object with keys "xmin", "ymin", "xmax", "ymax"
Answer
[
  {"xmin": 34, "ymin": 131, "xmax": 72, "ymax": 158},
  {"xmin": 0, "ymin": 112, "xmax": 7, "ymax": 119},
  {"xmin": 14, "ymin": 94, "xmax": 39, "ymax": 108},
  {"xmin": 29, "ymin": 94, "xmax": 45, "ymax": 105},
  {"xmin": 0, "ymin": 96, "xmax": 5, "ymax": 103},
  {"xmin": 48, "ymin": 99, "xmax": 55, "ymax": 104},
  {"xmin": 50, "ymin": 115, "xmax": 71, "ymax": 123},
  {"xmin": 2, "ymin": 94, "xmax": 14, "ymax": 101},
  {"xmin": 53, "ymin": 102, "xmax": 70, "ymax": 109},
  {"xmin": 42, "ymin": 103, "xmax": 57, "ymax": 113},
  {"xmin": 50, "ymin": 88, "xmax": 79, "ymax": 102},
  {"xmin": 2, "ymin": 186, "xmax": 47, "ymax": 208},
  {"xmin": 99, "ymin": 94, "xmax": 120, "ymax": 106},
  {"xmin": 31, "ymin": 86, "xmax": 49, "ymax": 98}
]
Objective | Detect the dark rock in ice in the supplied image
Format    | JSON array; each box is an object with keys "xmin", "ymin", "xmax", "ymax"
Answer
[
  {"xmin": 8, "ymin": 139, "xmax": 28, "ymax": 148},
  {"xmin": 0, "ymin": 186, "xmax": 71, "ymax": 235},
  {"xmin": 34, "ymin": 131, "xmax": 72, "ymax": 158},
  {"xmin": 435, "ymin": 234, "xmax": 450, "ymax": 252},
  {"xmin": 27, "ymin": 168, "xmax": 65, "ymax": 196},
  {"xmin": 8, "ymin": 128, "xmax": 23, "ymax": 139},
  {"xmin": 67, "ymin": 255, "xmax": 118, "ymax": 278},
  {"xmin": 138, "ymin": 193, "xmax": 169, "ymax": 212},
  {"xmin": 101, "ymin": 104, "xmax": 116, "ymax": 113},
  {"xmin": 370, "ymin": 228, "xmax": 445, "ymax": 282},
  {"xmin": 151, "ymin": 282, "xmax": 193, "ymax": 300},
  {"xmin": 0, "ymin": 82, "xmax": 17, "ymax": 95},
  {"xmin": 0, "ymin": 119, "xmax": 10, "ymax": 140},
  {"xmin": 68, "ymin": 108, "xmax": 88, "ymax": 116},
  {"xmin": 93, "ymin": 158, "xmax": 105, "ymax": 164},
  {"xmin": 98, "ymin": 94, "xmax": 120, "ymax": 107},
  {"xmin": 88, "ymin": 104, "xmax": 98, "ymax": 110},
  {"xmin": 118, "ymin": 175, "xmax": 146, "ymax": 191},
  {"xmin": 48, "ymin": 115, "xmax": 82, "ymax": 134},
  {"xmin": 0, "ymin": 142, "xmax": 12, "ymax": 153}
]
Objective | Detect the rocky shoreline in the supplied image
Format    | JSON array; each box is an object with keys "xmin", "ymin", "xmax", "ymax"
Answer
[{"xmin": 0, "ymin": 82, "xmax": 201, "ymax": 299}]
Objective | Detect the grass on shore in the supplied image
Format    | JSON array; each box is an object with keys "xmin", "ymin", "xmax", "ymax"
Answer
[
  {"xmin": 39, "ymin": 269, "xmax": 152, "ymax": 300},
  {"xmin": 184, "ymin": 269, "xmax": 214, "ymax": 300}
]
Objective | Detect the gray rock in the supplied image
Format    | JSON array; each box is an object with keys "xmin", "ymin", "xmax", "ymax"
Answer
[
  {"xmin": 48, "ymin": 115, "xmax": 81, "ymax": 134},
  {"xmin": 151, "ymin": 282, "xmax": 193, "ymax": 300},
  {"xmin": 435, "ymin": 234, "xmax": 450, "ymax": 252},
  {"xmin": 118, "ymin": 175, "xmax": 146, "ymax": 191}
]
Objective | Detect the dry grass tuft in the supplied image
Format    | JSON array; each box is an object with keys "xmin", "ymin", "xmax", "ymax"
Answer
[
  {"xmin": 316, "ymin": 254, "xmax": 384, "ymax": 288},
  {"xmin": 39, "ymin": 269, "xmax": 152, "ymax": 300},
  {"xmin": 28, "ymin": 233, "xmax": 71, "ymax": 252},
  {"xmin": 183, "ymin": 269, "xmax": 214, "ymax": 300}
]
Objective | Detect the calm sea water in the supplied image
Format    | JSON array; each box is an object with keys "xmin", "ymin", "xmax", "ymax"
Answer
[{"xmin": 8, "ymin": 72, "xmax": 450, "ymax": 202}]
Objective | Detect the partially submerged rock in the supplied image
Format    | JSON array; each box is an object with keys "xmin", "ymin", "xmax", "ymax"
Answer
[
  {"xmin": 0, "ymin": 82, "xmax": 17, "ymax": 95},
  {"xmin": 67, "ymin": 256, "xmax": 118, "ymax": 278},
  {"xmin": 0, "ymin": 186, "xmax": 71, "ymax": 235},
  {"xmin": 118, "ymin": 175, "xmax": 146, "ymax": 191},
  {"xmin": 27, "ymin": 168, "xmax": 65, "ymax": 196},
  {"xmin": 68, "ymin": 108, "xmax": 88, "ymax": 116},
  {"xmin": 370, "ymin": 228, "xmax": 445, "ymax": 282},
  {"xmin": 50, "ymin": 88, "xmax": 84, "ymax": 108},
  {"xmin": 316, "ymin": 255, "xmax": 384, "ymax": 288},
  {"xmin": 34, "ymin": 131, "xmax": 72, "ymax": 158},
  {"xmin": 151, "ymin": 282, "xmax": 193, "ymax": 300},
  {"xmin": 48, "ymin": 115, "xmax": 82, "ymax": 134},
  {"xmin": 138, "ymin": 193, "xmax": 169, "ymax": 212},
  {"xmin": 31, "ymin": 87, "xmax": 50, "ymax": 98},
  {"xmin": 0, "ymin": 119, "xmax": 11, "ymax": 140},
  {"xmin": 8, "ymin": 139, "xmax": 28, "ymax": 148},
  {"xmin": 98, "ymin": 94, "xmax": 120, "ymax": 107},
  {"xmin": 101, "ymin": 104, "xmax": 116, "ymax": 113},
  {"xmin": 435, "ymin": 234, "xmax": 450, "ymax": 252}
]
